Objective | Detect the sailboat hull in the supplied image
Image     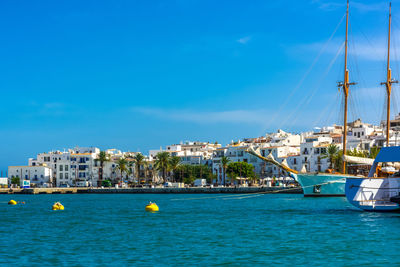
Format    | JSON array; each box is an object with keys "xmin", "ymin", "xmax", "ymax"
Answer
[
  {"xmin": 345, "ymin": 177, "xmax": 400, "ymax": 212},
  {"xmin": 296, "ymin": 173, "xmax": 350, "ymax": 197}
]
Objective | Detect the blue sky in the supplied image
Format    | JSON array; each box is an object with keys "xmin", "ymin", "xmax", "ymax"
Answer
[{"xmin": 1, "ymin": 0, "xmax": 400, "ymax": 172}]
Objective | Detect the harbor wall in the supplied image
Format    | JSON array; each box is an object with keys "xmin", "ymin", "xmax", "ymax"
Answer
[{"xmin": 0, "ymin": 186, "xmax": 302, "ymax": 194}]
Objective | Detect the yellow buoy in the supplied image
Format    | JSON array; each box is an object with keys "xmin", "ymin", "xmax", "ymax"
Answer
[
  {"xmin": 145, "ymin": 202, "xmax": 159, "ymax": 212},
  {"xmin": 52, "ymin": 202, "xmax": 64, "ymax": 210},
  {"xmin": 8, "ymin": 200, "xmax": 17, "ymax": 205}
]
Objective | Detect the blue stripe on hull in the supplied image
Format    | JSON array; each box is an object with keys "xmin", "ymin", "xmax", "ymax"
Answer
[{"xmin": 296, "ymin": 174, "xmax": 349, "ymax": 197}]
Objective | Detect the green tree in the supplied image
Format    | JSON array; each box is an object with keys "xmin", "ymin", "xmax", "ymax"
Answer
[
  {"xmin": 143, "ymin": 161, "xmax": 152, "ymax": 184},
  {"xmin": 133, "ymin": 153, "xmax": 145, "ymax": 184},
  {"xmin": 169, "ymin": 156, "xmax": 181, "ymax": 182},
  {"xmin": 334, "ymin": 150, "xmax": 343, "ymax": 172},
  {"xmin": 11, "ymin": 176, "xmax": 20, "ymax": 186},
  {"xmin": 102, "ymin": 179, "xmax": 112, "ymax": 187},
  {"xmin": 95, "ymin": 151, "xmax": 109, "ymax": 187},
  {"xmin": 172, "ymin": 164, "xmax": 214, "ymax": 185},
  {"xmin": 154, "ymin": 152, "xmax": 170, "ymax": 183},
  {"xmin": 322, "ymin": 144, "xmax": 339, "ymax": 170},
  {"xmin": 347, "ymin": 148, "xmax": 368, "ymax": 158},
  {"xmin": 221, "ymin": 156, "xmax": 230, "ymax": 186},
  {"xmin": 115, "ymin": 158, "xmax": 128, "ymax": 184},
  {"xmin": 368, "ymin": 146, "xmax": 380, "ymax": 159},
  {"xmin": 226, "ymin": 162, "xmax": 256, "ymax": 185}
]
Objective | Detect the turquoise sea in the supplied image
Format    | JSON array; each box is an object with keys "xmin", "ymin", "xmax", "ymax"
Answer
[{"xmin": 1, "ymin": 193, "xmax": 400, "ymax": 266}]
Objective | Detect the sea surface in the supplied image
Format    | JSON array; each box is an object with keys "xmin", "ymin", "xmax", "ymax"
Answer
[{"xmin": 1, "ymin": 193, "xmax": 400, "ymax": 266}]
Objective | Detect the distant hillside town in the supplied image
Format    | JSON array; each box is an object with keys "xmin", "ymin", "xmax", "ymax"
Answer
[{"xmin": 4, "ymin": 115, "xmax": 400, "ymax": 188}]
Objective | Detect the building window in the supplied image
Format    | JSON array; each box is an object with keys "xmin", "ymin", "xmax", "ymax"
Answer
[
  {"xmin": 60, "ymin": 165, "xmax": 63, "ymax": 171},
  {"xmin": 60, "ymin": 173, "xmax": 63, "ymax": 179},
  {"xmin": 65, "ymin": 165, "xmax": 68, "ymax": 171},
  {"xmin": 65, "ymin": 173, "xmax": 69, "ymax": 179}
]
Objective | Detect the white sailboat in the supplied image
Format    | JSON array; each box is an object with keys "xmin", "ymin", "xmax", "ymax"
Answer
[
  {"xmin": 287, "ymin": 0, "xmax": 358, "ymax": 197},
  {"xmin": 345, "ymin": 2, "xmax": 400, "ymax": 211}
]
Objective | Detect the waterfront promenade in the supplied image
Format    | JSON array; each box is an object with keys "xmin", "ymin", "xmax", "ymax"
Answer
[{"xmin": 0, "ymin": 186, "xmax": 302, "ymax": 194}]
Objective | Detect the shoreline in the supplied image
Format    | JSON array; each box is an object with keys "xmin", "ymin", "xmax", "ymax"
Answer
[{"xmin": 0, "ymin": 186, "xmax": 303, "ymax": 195}]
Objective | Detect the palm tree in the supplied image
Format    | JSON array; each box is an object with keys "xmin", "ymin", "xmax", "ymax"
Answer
[
  {"xmin": 334, "ymin": 150, "xmax": 343, "ymax": 172},
  {"xmin": 221, "ymin": 156, "xmax": 230, "ymax": 186},
  {"xmin": 347, "ymin": 148, "xmax": 368, "ymax": 158},
  {"xmin": 126, "ymin": 168, "xmax": 132, "ymax": 182},
  {"xmin": 169, "ymin": 156, "xmax": 181, "ymax": 182},
  {"xmin": 142, "ymin": 161, "xmax": 150, "ymax": 184},
  {"xmin": 368, "ymin": 146, "xmax": 380, "ymax": 159},
  {"xmin": 133, "ymin": 153, "xmax": 145, "ymax": 184},
  {"xmin": 95, "ymin": 151, "xmax": 109, "ymax": 187},
  {"xmin": 115, "ymin": 158, "xmax": 128, "ymax": 185},
  {"xmin": 154, "ymin": 152, "xmax": 170, "ymax": 184},
  {"xmin": 322, "ymin": 144, "xmax": 339, "ymax": 170}
]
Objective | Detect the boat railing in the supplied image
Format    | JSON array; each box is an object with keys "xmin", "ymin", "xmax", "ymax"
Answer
[{"xmin": 359, "ymin": 188, "xmax": 399, "ymax": 206}]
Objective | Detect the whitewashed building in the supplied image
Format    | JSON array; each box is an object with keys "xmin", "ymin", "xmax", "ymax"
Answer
[
  {"xmin": 299, "ymin": 136, "xmax": 333, "ymax": 172},
  {"xmin": 8, "ymin": 165, "xmax": 53, "ymax": 187}
]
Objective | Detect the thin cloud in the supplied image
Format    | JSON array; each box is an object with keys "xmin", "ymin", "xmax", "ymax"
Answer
[
  {"xmin": 312, "ymin": 0, "xmax": 343, "ymax": 11},
  {"xmin": 296, "ymin": 33, "xmax": 393, "ymax": 62},
  {"xmin": 352, "ymin": 2, "xmax": 387, "ymax": 12},
  {"xmin": 133, "ymin": 107, "xmax": 268, "ymax": 125},
  {"xmin": 237, "ymin": 36, "xmax": 251, "ymax": 44},
  {"xmin": 132, "ymin": 107, "xmax": 316, "ymax": 131},
  {"xmin": 24, "ymin": 101, "xmax": 70, "ymax": 117},
  {"xmin": 312, "ymin": 0, "xmax": 385, "ymax": 12}
]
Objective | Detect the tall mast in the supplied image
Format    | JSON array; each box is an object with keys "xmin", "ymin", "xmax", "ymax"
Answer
[
  {"xmin": 381, "ymin": 2, "xmax": 397, "ymax": 147},
  {"xmin": 339, "ymin": 0, "xmax": 355, "ymax": 174}
]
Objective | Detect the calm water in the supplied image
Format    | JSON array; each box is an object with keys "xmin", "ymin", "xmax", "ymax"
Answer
[{"xmin": 1, "ymin": 193, "xmax": 400, "ymax": 266}]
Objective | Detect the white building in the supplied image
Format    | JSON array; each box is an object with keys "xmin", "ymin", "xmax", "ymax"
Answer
[
  {"xmin": 212, "ymin": 139, "xmax": 300, "ymax": 184},
  {"xmin": 28, "ymin": 147, "xmax": 100, "ymax": 187},
  {"xmin": 299, "ymin": 136, "xmax": 333, "ymax": 172},
  {"xmin": 8, "ymin": 166, "xmax": 53, "ymax": 187}
]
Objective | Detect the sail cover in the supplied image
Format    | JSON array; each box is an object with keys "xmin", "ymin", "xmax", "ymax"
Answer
[
  {"xmin": 375, "ymin": 146, "xmax": 400, "ymax": 163},
  {"xmin": 343, "ymin": 155, "xmax": 374, "ymax": 165},
  {"xmin": 246, "ymin": 146, "xmax": 298, "ymax": 174}
]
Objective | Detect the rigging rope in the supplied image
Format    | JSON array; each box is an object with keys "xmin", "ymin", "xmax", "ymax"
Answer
[
  {"xmin": 312, "ymin": 88, "xmax": 341, "ymax": 127},
  {"xmin": 260, "ymin": 12, "xmax": 346, "ymax": 135},
  {"xmin": 278, "ymin": 41, "xmax": 345, "ymax": 130}
]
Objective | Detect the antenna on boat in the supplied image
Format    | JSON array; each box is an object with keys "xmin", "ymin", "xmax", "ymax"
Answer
[
  {"xmin": 338, "ymin": 0, "xmax": 356, "ymax": 174},
  {"xmin": 381, "ymin": 2, "xmax": 398, "ymax": 147}
]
